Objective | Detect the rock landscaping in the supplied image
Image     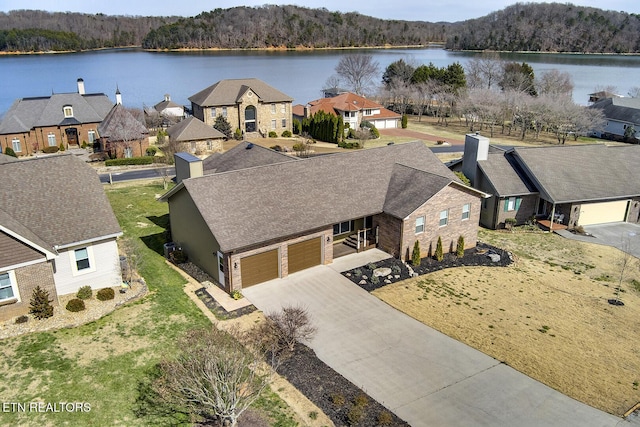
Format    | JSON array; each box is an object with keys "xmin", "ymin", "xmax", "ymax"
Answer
[
  {"xmin": 343, "ymin": 242, "xmax": 513, "ymax": 292},
  {"xmin": 274, "ymin": 343, "xmax": 409, "ymax": 427}
]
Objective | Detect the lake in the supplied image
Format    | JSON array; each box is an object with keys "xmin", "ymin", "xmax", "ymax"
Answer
[{"xmin": 1, "ymin": 47, "xmax": 640, "ymax": 115}]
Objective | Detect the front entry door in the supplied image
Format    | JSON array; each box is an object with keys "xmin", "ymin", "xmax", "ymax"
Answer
[{"xmin": 65, "ymin": 128, "xmax": 78, "ymax": 146}]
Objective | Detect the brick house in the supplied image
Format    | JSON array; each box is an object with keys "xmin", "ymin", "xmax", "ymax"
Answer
[
  {"xmin": 0, "ymin": 155, "xmax": 123, "ymax": 321},
  {"xmin": 460, "ymin": 133, "xmax": 640, "ymax": 229},
  {"xmin": 0, "ymin": 78, "xmax": 113, "ymax": 156},
  {"xmin": 189, "ymin": 78, "xmax": 293, "ymax": 138},
  {"xmin": 160, "ymin": 141, "xmax": 485, "ymax": 292},
  {"xmin": 166, "ymin": 116, "xmax": 225, "ymax": 155},
  {"xmin": 98, "ymin": 98, "xmax": 150, "ymax": 159}
]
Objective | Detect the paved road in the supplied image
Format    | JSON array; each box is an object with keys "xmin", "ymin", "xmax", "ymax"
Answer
[
  {"xmin": 242, "ymin": 252, "xmax": 621, "ymax": 427},
  {"xmin": 98, "ymin": 166, "xmax": 174, "ymax": 184}
]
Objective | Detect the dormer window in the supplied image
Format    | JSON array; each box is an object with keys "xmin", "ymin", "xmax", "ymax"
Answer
[{"xmin": 63, "ymin": 105, "xmax": 73, "ymax": 118}]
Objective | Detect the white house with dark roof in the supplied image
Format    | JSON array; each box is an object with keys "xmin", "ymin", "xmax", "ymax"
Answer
[
  {"xmin": 160, "ymin": 141, "xmax": 485, "ymax": 292},
  {"xmin": 590, "ymin": 97, "xmax": 640, "ymax": 141},
  {"xmin": 154, "ymin": 94, "xmax": 184, "ymax": 118},
  {"xmin": 0, "ymin": 78, "xmax": 113, "ymax": 156},
  {"xmin": 461, "ymin": 134, "xmax": 640, "ymax": 229},
  {"xmin": 0, "ymin": 155, "xmax": 123, "ymax": 321}
]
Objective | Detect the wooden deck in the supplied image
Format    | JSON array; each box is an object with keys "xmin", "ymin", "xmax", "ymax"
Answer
[{"xmin": 537, "ymin": 219, "xmax": 568, "ymax": 231}]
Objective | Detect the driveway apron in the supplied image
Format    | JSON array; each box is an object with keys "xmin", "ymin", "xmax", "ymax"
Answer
[{"xmin": 242, "ymin": 263, "xmax": 621, "ymax": 427}]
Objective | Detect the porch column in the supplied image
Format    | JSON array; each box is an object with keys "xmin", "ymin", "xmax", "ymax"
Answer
[{"xmin": 549, "ymin": 204, "xmax": 556, "ymax": 232}]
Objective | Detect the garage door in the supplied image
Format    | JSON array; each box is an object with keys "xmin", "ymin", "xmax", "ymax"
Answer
[
  {"xmin": 288, "ymin": 237, "xmax": 322, "ymax": 274},
  {"xmin": 579, "ymin": 200, "xmax": 629, "ymax": 226},
  {"xmin": 240, "ymin": 249, "xmax": 279, "ymax": 288}
]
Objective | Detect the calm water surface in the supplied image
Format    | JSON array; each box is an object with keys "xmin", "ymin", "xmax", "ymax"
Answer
[{"xmin": 1, "ymin": 48, "xmax": 639, "ymax": 114}]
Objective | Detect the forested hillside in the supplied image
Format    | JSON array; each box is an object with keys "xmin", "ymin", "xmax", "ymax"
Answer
[
  {"xmin": 0, "ymin": 10, "xmax": 179, "ymax": 50},
  {"xmin": 142, "ymin": 5, "xmax": 448, "ymax": 49},
  {"xmin": 446, "ymin": 2, "xmax": 640, "ymax": 53},
  {"xmin": 1, "ymin": 3, "xmax": 639, "ymax": 53}
]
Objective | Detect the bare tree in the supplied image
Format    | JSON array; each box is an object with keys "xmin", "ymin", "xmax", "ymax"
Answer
[
  {"xmin": 536, "ymin": 70, "xmax": 574, "ymax": 97},
  {"xmin": 101, "ymin": 105, "xmax": 148, "ymax": 158},
  {"xmin": 628, "ymin": 87, "xmax": 640, "ymax": 98},
  {"xmin": 465, "ymin": 53, "xmax": 502, "ymax": 90},
  {"xmin": 264, "ymin": 305, "xmax": 317, "ymax": 352},
  {"xmin": 154, "ymin": 326, "xmax": 273, "ymax": 427},
  {"xmin": 335, "ymin": 54, "xmax": 379, "ymax": 95},
  {"xmin": 611, "ymin": 233, "xmax": 638, "ymax": 305}
]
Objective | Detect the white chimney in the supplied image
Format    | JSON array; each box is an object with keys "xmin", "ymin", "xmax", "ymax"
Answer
[
  {"xmin": 164, "ymin": 94, "xmax": 171, "ymax": 102},
  {"xmin": 115, "ymin": 86, "xmax": 122, "ymax": 105},
  {"xmin": 462, "ymin": 133, "xmax": 490, "ymax": 186},
  {"xmin": 77, "ymin": 78, "xmax": 85, "ymax": 95}
]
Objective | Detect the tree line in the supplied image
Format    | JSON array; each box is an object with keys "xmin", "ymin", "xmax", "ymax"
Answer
[{"xmin": 2, "ymin": 3, "xmax": 639, "ymax": 53}]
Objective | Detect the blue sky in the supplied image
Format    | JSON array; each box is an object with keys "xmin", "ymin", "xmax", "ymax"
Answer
[{"xmin": 1, "ymin": 0, "xmax": 638, "ymax": 22}]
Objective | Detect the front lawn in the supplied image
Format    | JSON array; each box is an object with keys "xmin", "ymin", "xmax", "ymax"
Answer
[
  {"xmin": 374, "ymin": 229, "xmax": 640, "ymax": 416},
  {"xmin": 0, "ymin": 183, "xmax": 298, "ymax": 426}
]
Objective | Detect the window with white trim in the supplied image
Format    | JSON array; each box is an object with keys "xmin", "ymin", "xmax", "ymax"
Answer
[
  {"xmin": 75, "ymin": 248, "xmax": 91, "ymax": 271},
  {"xmin": 63, "ymin": 105, "xmax": 73, "ymax": 118},
  {"xmin": 12, "ymin": 138, "xmax": 21, "ymax": 152},
  {"xmin": 365, "ymin": 109, "xmax": 372, "ymax": 116},
  {"xmin": 124, "ymin": 147, "xmax": 133, "ymax": 158},
  {"xmin": 505, "ymin": 197, "xmax": 522, "ymax": 212},
  {"xmin": 439, "ymin": 209, "xmax": 449, "ymax": 227},
  {"xmin": 281, "ymin": 104, "xmax": 286, "ymax": 113},
  {"xmin": 47, "ymin": 133, "xmax": 57, "ymax": 146},
  {"xmin": 462, "ymin": 203, "xmax": 471, "ymax": 220},
  {"xmin": 271, "ymin": 119, "xmax": 276, "ymax": 129},
  {"xmin": 0, "ymin": 271, "xmax": 17, "ymax": 302},
  {"xmin": 88, "ymin": 130, "xmax": 96, "ymax": 143},
  {"xmin": 271, "ymin": 104, "xmax": 276, "ymax": 114},
  {"xmin": 281, "ymin": 118, "xmax": 287, "ymax": 128},
  {"xmin": 333, "ymin": 221, "xmax": 352, "ymax": 235},
  {"xmin": 222, "ymin": 107, "xmax": 227, "ymax": 118},
  {"xmin": 210, "ymin": 108, "xmax": 216, "ymax": 118},
  {"xmin": 415, "ymin": 216, "xmax": 425, "ymax": 234}
]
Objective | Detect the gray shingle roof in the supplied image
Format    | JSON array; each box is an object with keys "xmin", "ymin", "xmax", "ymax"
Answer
[
  {"xmin": 0, "ymin": 155, "xmax": 121, "ymax": 249},
  {"xmin": 202, "ymin": 141, "xmax": 296, "ymax": 174},
  {"xmin": 176, "ymin": 142, "xmax": 461, "ymax": 252},
  {"xmin": 167, "ymin": 117, "xmax": 225, "ymax": 142},
  {"xmin": 189, "ymin": 78, "xmax": 293, "ymax": 107},
  {"xmin": 98, "ymin": 104, "xmax": 148, "ymax": 141},
  {"xmin": 590, "ymin": 97, "xmax": 640, "ymax": 124},
  {"xmin": 478, "ymin": 151, "xmax": 537, "ymax": 197},
  {"xmin": 512, "ymin": 144, "xmax": 640, "ymax": 203},
  {"xmin": 0, "ymin": 93, "xmax": 113, "ymax": 134},
  {"xmin": 0, "ymin": 154, "xmax": 18, "ymax": 164}
]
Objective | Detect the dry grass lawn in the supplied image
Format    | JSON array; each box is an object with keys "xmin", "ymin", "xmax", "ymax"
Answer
[{"xmin": 374, "ymin": 229, "xmax": 640, "ymax": 416}]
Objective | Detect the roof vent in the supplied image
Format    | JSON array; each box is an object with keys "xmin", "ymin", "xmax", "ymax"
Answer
[{"xmin": 246, "ymin": 143, "xmax": 254, "ymax": 150}]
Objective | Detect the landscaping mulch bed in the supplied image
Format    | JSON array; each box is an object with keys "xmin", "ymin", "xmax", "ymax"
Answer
[
  {"xmin": 343, "ymin": 242, "xmax": 513, "ymax": 292},
  {"xmin": 274, "ymin": 343, "xmax": 409, "ymax": 427},
  {"xmin": 178, "ymin": 262, "xmax": 256, "ymax": 319}
]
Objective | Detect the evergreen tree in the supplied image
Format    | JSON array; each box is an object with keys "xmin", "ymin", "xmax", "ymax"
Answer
[
  {"xmin": 456, "ymin": 235, "xmax": 465, "ymax": 258},
  {"xmin": 435, "ymin": 236, "xmax": 444, "ymax": 262},
  {"xmin": 411, "ymin": 240, "xmax": 421, "ymax": 266},
  {"xmin": 4, "ymin": 146, "xmax": 17, "ymax": 157},
  {"xmin": 401, "ymin": 114, "xmax": 408, "ymax": 129},
  {"xmin": 213, "ymin": 115, "xmax": 233, "ymax": 139},
  {"xmin": 30, "ymin": 286, "xmax": 54, "ymax": 320}
]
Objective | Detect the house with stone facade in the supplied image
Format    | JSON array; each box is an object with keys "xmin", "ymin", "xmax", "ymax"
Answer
[
  {"xmin": 166, "ymin": 116, "xmax": 225, "ymax": 155},
  {"xmin": 460, "ymin": 133, "xmax": 640, "ymax": 230},
  {"xmin": 189, "ymin": 78, "xmax": 293, "ymax": 138},
  {"xmin": 0, "ymin": 78, "xmax": 113, "ymax": 156},
  {"xmin": 98, "ymin": 100, "xmax": 150, "ymax": 159},
  {"xmin": 160, "ymin": 141, "xmax": 485, "ymax": 292},
  {"xmin": 0, "ymin": 155, "xmax": 123, "ymax": 321}
]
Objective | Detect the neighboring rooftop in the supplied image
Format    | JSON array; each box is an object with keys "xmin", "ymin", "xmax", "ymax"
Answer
[
  {"xmin": 167, "ymin": 116, "xmax": 225, "ymax": 142},
  {"xmin": 478, "ymin": 151, "xmax": 538, "ymax": 197},
  {"xmin": 590, "ymin": 97, "xmax": 640, "ymax": 124},
  {"xmin": 307, "ymin": 91, "xmax": 401, "ymax": 120},
  {"xmin": 202, "ymin": 141, "xmax": 296, "ymax": 174}
]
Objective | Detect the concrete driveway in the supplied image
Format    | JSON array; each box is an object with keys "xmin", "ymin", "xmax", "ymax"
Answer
[
  {"xmin": 242, "ymin": 252, "xmax": 621, "ymax": 427},
  {"xmin": 583, "ymin": 222, "xmax": 640, "ymax": 258}
]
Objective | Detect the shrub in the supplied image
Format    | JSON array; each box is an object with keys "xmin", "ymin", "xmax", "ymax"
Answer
[
  {"xmin": 265, "ymin": 305, "xmax": 317, "ymax": 352},
  {"xmin": 370, "ymin": 125, "xmax": 380, "ymax": 138},
  {"xmin": 145, "ymin": 146, "xmax": 157, "ymax": 156},
  {"xmin": 29, "ymin": 286, "xmax": 54, "ymax": 319},
  {"xmin": 231, "ymin": 290, "xmax": 243, "ymax": 300},
  {"xmin": 234, "ymin": 128, "xmax": 243, "ymax": 140},
  {"xmin": 454, "ymin": 171, "xmax": 471, "ymax": 186},
  {"xmin": 169, "ymin": 248, "xmax": 187, "ymax": 264},
  {"xmin": 575, "ymin": 225, "xmax": 585, "ymax": 234},
  {"xmin": 308, "ymin": 411, "xmax": 318, "ymax": 420},
  {"xmin": 354, "ymin": 393, "xmax": 369, "ymax": 407},
  {"xmin": 504, "ymin": 218, "xmax": 517, "ymax": 231},
  {"xmin": 456, "ymin": 235, "xmax": 465, "ymax": 258},
  {"xmin": 281, "ymin": 130, "xmax": 292, "ymax": 137},
  {"xmin": 338, "ymin": 141, "xmax": 360, "ymax": 149},
  {"xmin": 105, "ymin": 156, "xmax": 154, "ymax": 166},
  {"xmin": 401, "ymin": 114, "xmax": 408, "ymax": 129},
  {"xmin": 81, "ymin": 141, "xmax": 88, "ymax": 149},
  {"xmin": 96, "ymin": 287, "xmax": 115, "ymax": 301},
  {"xmin": 412, "ymin": 240, "xmax": 421, "ymax": 265},
  {"xmin": 347, "ymin": 404, "xmax": 364, "ymax": 425},
  {"xmin": 435, "ymin": 236, "xmax": 444, "ymax": 261},
  {"xmin": 268, "ymin": 131, "xmax": 278, "ymax": 138},
  {"xmin": 15, "ymin": 315, "xmax": 28, "ymax": 324},
  {"xmin": 353, "ymin": 268, "xmax": 362, "ymax": 278},
  {"xmin": 66, "ymin": 298, "xmax": 86, "ymax": 312},
  {"xmin": 292, "ymin": 119, "xmax": 301, "ymax": 135},
  {"xmin": 330, "ymin": 393, "xmax": 345, "ymax": 406},
  {"xmin": 76, "ymin": 285, "xmax": 92, "ymax": 300},
  {"xmin": 378, "ymin": 410, "xmax": 394, "ymax": 425},
  {"xmin": 59, "ymin": 142, "xmax": 65, "ymax": 152},
  {"xmin": 4, "ymin": 146, "xmax": 17, "ymax": 157},
  {"xmin": 270, "ymin": 145, "xmax": 282, "ymax": 151},
  {"xmin": 370, "ymin": 275, "xmax": 380, "ymax": 285},
  {"xmin": 391, "ymin": 265, "xmax": 401, "ymax": 275},
  {"xmin": 42, "ymin": 146, "xmax": 59, "ymax": 154}
]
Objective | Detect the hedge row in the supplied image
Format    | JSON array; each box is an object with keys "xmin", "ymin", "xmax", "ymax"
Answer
[{"xmin": 105, "ymin": 156, "xmax": 155, "ymax": 166}]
